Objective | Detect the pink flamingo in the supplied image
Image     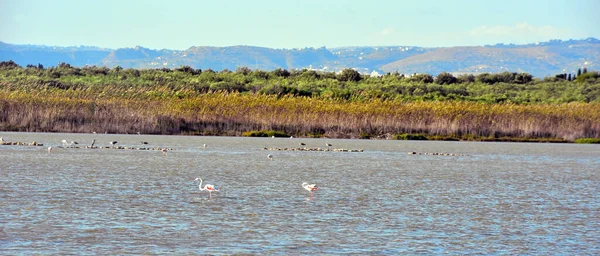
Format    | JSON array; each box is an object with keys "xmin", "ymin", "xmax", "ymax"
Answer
[
  {"xmin": 302, "ymin": 182, "xmax": 318, "ymax": 198},
  {"xmin": 194, "ymin": 177, "xmax": 219, "ymax": 199}
]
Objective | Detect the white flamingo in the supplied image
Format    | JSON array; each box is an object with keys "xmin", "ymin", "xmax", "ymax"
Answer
[
  {"xmin": 194, "ymin": 178, "xmax": 219, "ymax": 199},
  {"xmin": 302, "ymin": 182, "xmax": 318, "ymax": 198}
]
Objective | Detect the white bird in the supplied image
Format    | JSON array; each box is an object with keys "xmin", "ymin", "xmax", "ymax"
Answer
[
  {"xmin": 0, "ymin": 137, "xmax": 4, "ymax": 143},
  {"xmin": 47, "ymin": 146, "xmax": 53, "ymax": 153},
  {"xmin": 61, "ymin": 140, "xmax": 69, "ymax": 146},
  {"xmin": 203, "ymin": 144, "xmax": 207, "ymax": 148},
  {"xmin": 326, "ymin": 143, "xmax": 332, "ymax": 150},
  {"xmin": 193, "ymin": 178, "xmax": 219, "ymax": 199},
  {"xmin": 161, "ymin": 148, "xmax": 168, "ymax": 155},
  {"xmin": 302, "ymin": 182, "xmax": 318, "ymax": 198},
  {"xmin": 267, "ymin": 154, "xmax": 273, "ymax": 160},
  {"xmin": 110, "ymin": 141, "xmax": 118, "ymax": 148}
]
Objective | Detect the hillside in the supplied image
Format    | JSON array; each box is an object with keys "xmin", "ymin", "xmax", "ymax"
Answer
[{"xmin": 0, "ymin": 38, "xmax": 598, "ymax": 77}]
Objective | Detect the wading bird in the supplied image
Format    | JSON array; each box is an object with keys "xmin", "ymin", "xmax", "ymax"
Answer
[
  {"xmin": 110, "ymin": 141, "xmax": 118, "ymax": 148},
  {"xmin": 302, "ymin": 182, "xmax": 318, "ymax": 198},
  {"xmin": 141, "ymin": 141, "xmax": 149, "ymax": 145},
  {"xmin": 326, "ymin": 143, "xmax": 332, "ymax": 150},
  {"xmin": 267, "ymin": 154, "xmax": 273, "ymax": 160},
  {"xmin": 162, "ymin": 148, "xmax": 168, "ymax": 155},
  {"xmin": 47, "ymin": 146, "xmax": 53, "ymax": 153},
  {"xmin": 193, "ymin": 178, "xmax": 219, "ymax": 199},
  {"xmin": 61, "ymin": 140, "xmax": 69, "ymax": 146},
  {"xmin": 90, "ymin": 139, "xmax": 96, "ymax": 148}
]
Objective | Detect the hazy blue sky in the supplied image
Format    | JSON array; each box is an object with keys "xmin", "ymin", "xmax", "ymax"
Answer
[{"xmin": 1, "ymin": 0, "xmax": 598, "ymax": 50}]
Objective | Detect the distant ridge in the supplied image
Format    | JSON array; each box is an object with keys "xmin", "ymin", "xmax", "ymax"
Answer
[{"xmin": 0, "ymin": 38, "xmax": 598, "ymax": 77}]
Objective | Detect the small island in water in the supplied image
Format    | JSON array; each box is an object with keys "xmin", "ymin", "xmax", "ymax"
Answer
[{"xmin": 0, "ymin": 61, "xmax": 599, "ymax": 143}]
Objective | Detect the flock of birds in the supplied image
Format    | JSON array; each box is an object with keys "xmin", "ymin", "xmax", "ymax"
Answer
[
  {"xmin": 47, "ymin": 139, "xmax": 169, "ymax": 154},
  {"xmin": 4, "ymin": 134, "xmax": 327, "ymax": 200}
]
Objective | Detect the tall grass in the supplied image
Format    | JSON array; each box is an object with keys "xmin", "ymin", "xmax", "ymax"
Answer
[{"xmin": 1, "ymin": 90, "xmax": 598, "ymax": 141}]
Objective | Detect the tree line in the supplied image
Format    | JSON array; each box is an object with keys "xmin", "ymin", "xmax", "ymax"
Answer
[{"xmin": 1, "ymin": 60, "xmax": 599, "ymax": 104}]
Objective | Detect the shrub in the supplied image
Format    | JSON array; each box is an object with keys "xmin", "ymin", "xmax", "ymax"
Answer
[
  {"xmin": 574, "ymin": 138, "xmax": 600, "ymax": 144},
  {"xmin": 242, "ymin": 130, "xmax": 290, "ymax": 137},
  {"xmin": 393, "ymin": 133, "xmax": 428, "ymax": 140}
]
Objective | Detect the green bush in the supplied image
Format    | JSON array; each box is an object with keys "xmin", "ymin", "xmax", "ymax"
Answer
[
  {"xmin": 242, "ymin": 130, "xmax": 290, "ymax": 137},
  {"xmin": 393, "ymin": 133, "xmax": 428, "ymax": 140},
  {"xmin": 574, "ymin": 138, "xmax": 600, "ymax": 144}
]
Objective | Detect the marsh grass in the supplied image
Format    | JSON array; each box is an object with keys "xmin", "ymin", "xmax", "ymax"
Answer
[
  {"xmin": 574, "ymin": 138, "xmax": 600, "ymax": 144},
  {"xmin": 1, "ymin": 90, "xmax": 598, "ymax": 142}
]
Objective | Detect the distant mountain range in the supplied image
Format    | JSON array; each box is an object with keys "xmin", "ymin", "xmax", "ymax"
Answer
[{"xmin": 1, "ymin": 38, "xmax": 599, "ymax": 78}]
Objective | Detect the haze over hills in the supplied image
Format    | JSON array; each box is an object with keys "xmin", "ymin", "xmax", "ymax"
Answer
[{"xmin": 0, "ymin": 38, "xmax": 598, "ymax": 78}]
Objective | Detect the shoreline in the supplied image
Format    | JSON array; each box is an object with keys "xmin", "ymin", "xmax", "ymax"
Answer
[{"xmin": 1, "ymin": 130, "xmax": 597, "ymax": 144}]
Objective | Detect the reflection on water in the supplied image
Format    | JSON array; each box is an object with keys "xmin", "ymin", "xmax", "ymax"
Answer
[{"xmin": 1, "ymin": 132, "xmax": 599, "ymax": 254}]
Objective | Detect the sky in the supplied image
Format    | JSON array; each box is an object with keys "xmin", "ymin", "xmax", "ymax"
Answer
[{"xmin": 1, "ymin": 0, "xmax": 599, "ymax": 50}]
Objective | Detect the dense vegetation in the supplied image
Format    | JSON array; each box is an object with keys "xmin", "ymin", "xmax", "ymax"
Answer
[{"xmin": 1, "ymin": 60, "xmax": 599, "ymax": 141}]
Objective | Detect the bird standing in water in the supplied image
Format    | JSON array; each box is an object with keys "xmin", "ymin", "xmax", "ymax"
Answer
[
  {"xmin": 302, "ymin": 182, "xmax": 318, "ymax": 199},
  {"xmin": 194, "ymin": 178, "xmax": 219, "ymax": 199}
]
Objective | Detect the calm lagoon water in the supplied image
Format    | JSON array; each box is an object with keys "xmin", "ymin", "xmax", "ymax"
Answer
[{"xmin": 1, "ymin": 132, "xmax": 599, "ymax": 254}]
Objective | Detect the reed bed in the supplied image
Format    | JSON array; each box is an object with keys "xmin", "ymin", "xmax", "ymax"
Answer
[{"xmin": 1, "ymin": 90, "xmax": 598, "ymax": 141}]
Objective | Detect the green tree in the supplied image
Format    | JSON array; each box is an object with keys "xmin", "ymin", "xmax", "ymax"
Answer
[
  {"xmin": 408, "ymin": 73, "xmax": 434, "ymax": 83},
  {"xmin": 271, "ymin": 68, "xmax": 290, "ymax": 77},
  {"xmin": 514, "ymin": 73, "xmax": 533, "ymax": 84},
  {"xmin": 0, "ymin": 60, "xmax": 20, "ymax": 69},
  {"xmin": 236, "ymin": 66, "xmax": 252, "ymax": 75},
  {"xmin": 457, "ymin": 74, "xmax": 475, "ymax": 83},
  {"xmin": 435, "ymin": 72, "xmax": 457, "ymax": 85},
  {"xmin": 337, "ymin": 68, "xmax": 361, "ymax": 82},
  {"xmin": 176, "ymin": 65, "xmax": 200, "ymax": 75}
]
